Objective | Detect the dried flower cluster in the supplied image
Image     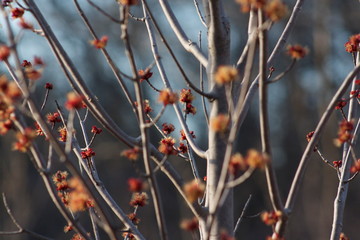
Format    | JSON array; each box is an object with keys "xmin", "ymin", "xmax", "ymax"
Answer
[
  {"xmin": 22, "ymin": 57, "xmax": 45, "ymax": 81},
  {"xmin": 261, "ymin": 210, "xmax": 282, "ymax": 225},
  {"xmin": 344, "ymin": 34, "xmax": 360, "ymax": 53},
  {"xmin": 210, "ymin": 114, "xmax": 230, "ymax": 133},
  {"xmin": 12, "ymin": 128, "xmax": 36, "ymax": 152},
  {"xmin": 52, "ymin": 171, "xmax": 94, "ymax": 212},
  {"xmin": 158, "ymin": 136, "xmax": 177, "ymax": 155},
  {"xmin": 286, "ymin": 44, "xmax": 308, "ymax": 59},
  {"xmin": 179, "ymin": 89, "xmax": 196, "ymax": 115},
  {"xmin": 334, "ymin": 120, "xmax": 353, "ymax": 147},
  {"xmin": 90, "ymin": 35, "xmax": 108, "ymax": 49},
  {"xmin": 129, "ymin": 192, "xmax": 148, "ymax": 207},
  {"xmin": 162, "ymin": 123, "xmax": 175, "ymax": 135},
  {"xmin": 183, "ymin": 179, "xmax": 205, "ymax": 203},
  {"xmin": 0, "ymin": 76, "xmax": 21, "ymax": 135},
  {"xmin": 65, "ymin": 92, "xmax": 85, "ymax": 110},
  {"xmin": 134, "ymin": 99, "xmax": 153, "ymax": 114},
  {"xmin": 236, "ymin": 0, "xmax": 288, "ymax": 22},
  {"xmin": 121, "ymin": 147, "xmax": 140, "ymax": 161},
  {"xmin": 158, "ymin": 88, "xmax": 178, "ymax": 106},
  {"xmin": 215, "ymin": 66, "xmax": 238, "ymax": 85},
  {"xmin": 180, "ymin": 217, "xmax": 199, "ymax": 232},
  {"xmin": 229, "ymin": 149, "xmax": 268, "ymax": 174},
  {"xmin": 138, "ymin": 69, "xmax": 153, "ymax": 82},
  {"xmin": 127, "ymin": 178, "xmax": 146, "ymax": 192}
]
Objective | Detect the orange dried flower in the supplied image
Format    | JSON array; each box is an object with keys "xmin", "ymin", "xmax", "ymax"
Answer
[
  {"xmin": 68, "ymin": 177, "xmax": 94, "ymax": 212},
  {"xmin": 71, "ymin": 233, "xmax": 86, "ymax": 240},
  {"xmin": 179, "ymin": 89, "xmax": 195, "ymax": 103},
  {"xmin": 129, "ymin": 192, "xmax": 148, "ymax": 207},
  {"xmin": 33, "ymin": 56, "xmax": 44, "ymax": 66},
  {"xmin": 340, "ymin": 233, "xmax": 350, "ymax": 240},
  {"xmin": 0, "ymin": 45, "xmax": 11, "ymax": 61},
  {"xmin": 22, "ymin": 60, "xmax": 32, "ymax": 68},
  {"xmin": 265, "ymin": 0, "xmax": 288, "ymax": 22},
  {"xmin": 46, "ymin": 112, "xmax": 61, "ymax": 125},
  {"xmin": 11, "ymin": 8, "xmax": 24, "ymax": 18},
  {"xmin": 122, "ymin": 233, "xmax": 135, "ymax": 240},
  {"xmin": 180, "ymin": 217, "xmax": 199, "ymax": 232},
  {"xmin": 0, "ymin": 119, "xmax": 13, "ymax": 135},
  {"xmin": 229, "ymin": 153, "xmax": 247, "ymax": 175},
  {"xmin": 334, "ymin": 120, "xmax": 353, "ymax": 147},
  {"xmin": 81, "ymin": 148, "xmax": 95, "ymax": 159},
  {"xmin": 127, "ymin": 212, "xmax": 140, "ymax": 224},
  {"xmin": 91, "ymin": 125, "xmax": 102, "ymax": 134},
  {"xmin": 178, "ymin": 142, "xmax": 188, "ymax": 154},
  {"xmin": 34, "ymin": 122, "xmax": 44, "ymax": 136},
  {"xmin": 52, "ymin": 170, "xmax": 69, "ymax": 184},
  {"xmin": 306, "ymin": 131, "xmax": 314, "ymax": 142},
  {"xmin": 335, "ymin": 98, "xmax": 347, "ymax": 110},
  {"xmin": 351, "ymin": 159, "xmax": 360, "ymax": 173},
  {"xmin": 184, "ymin": 103, "xmax": 197, "ymax": 115},
  {"xmin": 45, "ymin": 82, "xmax": 53, "ymax": 90},
  {"xmin": 12, "ymin": 128, "xmax": 36, "ymax": 152},
  {"xmin": 121, "ymin": 147, "xmax": 140, "ymax": 161},
  {"xmin": 158, "ymin": 137, "xmax": 177, "ymax": 155},
  {"xmin": 220, "ymin": 230, "xmax": 235, "ymax": 240},
  {"xmin": 127, "ymin": 178, "xmax": 145, "ymax": 192},
  {"xmin": 3, "ymin": 81, "xmax": 22, "ymax": 104},
  {"xmin": 215, "ymin": 65, "xmax": 238, "ymax": 85},
  {"xmin": 65, "ymin": 92, "xmax": 85, "ymax": 110},
  {"xmin": 90, "ymin": 35, "xmax": 108, "ymax": 49},
  {"xmin": 183, "ymin": 179, "xmax": 205, "ymax": 203},
  {"xmin": 210, "ymin": 114, "xmax": 230, "ymax": 132},
  {"xmin": 58, "ymin": 126, "xmax": 67, "ymax": 142},
  {"xmin": 344, "ymin": 34, "xmax": 360, "ymax": 53},
  {"xmin": 333, "ymin": 160, "xmax": 342, "ymax": 168},
  {"xmin": 158, "ymin": 88, "xmax": 178, "ymax": 106},
  {"xmin": 286, "ymin": 44, "xmax": 308, "ymax": 59},
  {"xmin": 138, "ymin": 69, "xmax": 153, "ymax": 82},
  {"xmin": 246, "ymin": 149, "xmax": 268, "ymax": 169},
  {"xmin": 180, "ymin": 129, "xmax": 196, "ymax": 141},
  {"xmin": 25, "ymin": 67, "xmax": 42, "ymax": 80},
  {"xmin": 63, "ymin": 224, "xmax": 73, "ymax": 233},
  {"xmin": 236, "ymin": 0, "xmax": 265, "ymax": 12},
  {"xmin": 261, "ymin": 210, "xmax": 282, "ymax": 225},
  {"xmin": 162, "ymin": 123, "xmax": 175, "ymax": 135}
]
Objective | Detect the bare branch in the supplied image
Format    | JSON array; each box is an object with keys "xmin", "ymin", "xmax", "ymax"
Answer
[{"xmin": 154, "ymin": 0, "xmax": 208, "ymax": 67}]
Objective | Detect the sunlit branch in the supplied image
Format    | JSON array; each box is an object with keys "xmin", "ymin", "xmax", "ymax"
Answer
[{"xmin": 151, "ymin": 0, "xmax": 208, "ymax": 67}]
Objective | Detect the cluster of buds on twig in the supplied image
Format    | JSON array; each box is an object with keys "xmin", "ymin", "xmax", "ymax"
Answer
[{"xmin": 229, "ymin": 149, "xmax": 269, "ymax": 175}]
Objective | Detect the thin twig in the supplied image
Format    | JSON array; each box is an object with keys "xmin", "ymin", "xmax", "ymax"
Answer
[
  {"xmin": 193, "ymin": 0, "xmax": 207, "ymax": 27},
  {"xmin": 1, "ymin": 193, "xmax": 54, "ymax": 240},
  {"xmin": 226, "ymin": 168, "xmax": 255, "ymax": 188},
  {"xmin": 267, "ymin": 59, "xmax": 296, "ymax": 84},
  {"xmin": 233, "ymin": 194, "xmax": 253, "ymax": 235},
  {"xmin": 198, "ymin": 31, "xmax": 209, "ymax": 124},
  {"xmin": 86, "ymin": 0, "xmax": 122, "ymax": 24},
  {"xmin": 40, "ymin": 88, "xmax": 51, "ymax": 110}
]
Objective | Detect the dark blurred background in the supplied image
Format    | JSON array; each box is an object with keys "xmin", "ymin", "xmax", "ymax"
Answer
[{"xmin": 0, "ymin": 0, "xmax": 360, "ymax": 239}]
